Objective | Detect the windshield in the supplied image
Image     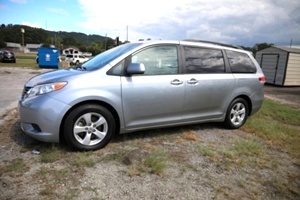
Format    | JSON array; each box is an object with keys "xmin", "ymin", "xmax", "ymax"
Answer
[{"xmin": 82, "ymin": 43, "xmax": 142, "ymax": 71}]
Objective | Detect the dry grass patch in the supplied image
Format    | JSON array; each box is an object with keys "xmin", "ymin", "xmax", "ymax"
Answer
[
  {"xmin": 68, "ymin": 152, "xmax": 96, "ymax": 168},
  {"xmin": 0, "ymin": 108, "xmax": 19, "ymax": 144},
  {"xmin": 0, "ymin": 158, "xmax": 29, "ymax": 176},
  {"xmin": 182, "ymin": 130, "xmax": 197, "ymax": 141}
]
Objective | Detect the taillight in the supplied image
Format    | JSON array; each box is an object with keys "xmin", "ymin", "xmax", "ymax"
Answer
[{"xmin": 259, "ymin": 76, "xmax": 266, "ymax": 83}]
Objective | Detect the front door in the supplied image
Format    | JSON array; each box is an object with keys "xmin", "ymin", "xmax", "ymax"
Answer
[{"xmin": 121, "ymin": 45, "xmax": 185, "ymax": 130}]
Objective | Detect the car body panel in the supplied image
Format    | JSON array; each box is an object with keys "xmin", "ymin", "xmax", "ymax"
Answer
[
  {"xmin": 19, "ymin": 94, "xmax": 70, "ymax": 142},
  {"xmin": 121, "ymin": 75, "xmax": 185, "ymax": 129},
  {"xmin": 181, "ymin": 73, "xmax": 235, "ymax": 121},
  {"xmin": 18, "ymin": 40, "xmax": 265, "ymax": 145}
]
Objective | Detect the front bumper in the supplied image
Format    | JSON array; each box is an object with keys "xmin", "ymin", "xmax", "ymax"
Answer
[
  {"xmin": 18, "ymin": 94, "xmax": 71, "ymax": 143},
  {"xmin": 2, "ymin": 57, "xmax": 16, "ymax": 62}
]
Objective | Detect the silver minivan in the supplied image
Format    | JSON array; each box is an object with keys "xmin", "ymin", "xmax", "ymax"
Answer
[{"xmin": 19, "ymin": 40, "xmax": 266, "ymax": 150}]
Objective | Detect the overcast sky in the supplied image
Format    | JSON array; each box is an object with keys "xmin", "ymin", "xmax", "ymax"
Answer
[{"xmin": 1, "ymin": 0, "xmax": 299, "ymax": 47}]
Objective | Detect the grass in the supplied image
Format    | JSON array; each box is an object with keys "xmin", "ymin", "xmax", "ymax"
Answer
[
  {"xmin": 0, "ymin": 52, "xmax": 37, "ymax": 68},
  {"xmin": 0, "ymin": 158, "xmax": 29, "ymax": 176},
  {"xmin": 197, "ymin": 145, "xmax": 218, "ymax": 161},
  {"xmin": 128, "ymin": 150, "xmax": 169, "ymax": 176},
  {"xmin": 1, "ymin": 97, "xmax": 299, "ymax": 199},
  {"xmin": 0, "ymin": 52, "xmax": 62, "ymax": 68},
  {"xmin": 0, "ymin": 58, "xmax": 39, "ymax": 68},
  {"xmin": 143, "ymin": 150, "xmax": 168, "ymax": 175},
  {"xmin": 101, "ymin": 149, "xmax": 169, "ymax": 176},
  {"xmin": 40, "ymin": 145, "xmax": 67, "ymax": 163},
  {"xmin": 68, "ymin": 152, "xmax": 96, "ymax": 168},
  {"xmin": 242, "ymin": 98, "xmax": 300, "ymax": 159},
  {"xmin": 39, "ymin": 188, "xmax": 54, "ymax": 196},
  {"xmin": 229, "ymin": 138, "xmax": 264, "ymax": 157},
  {"xmin": 15, "ymin": 52, "xmax": 37, "ymax": 59},
  {"xmin": 197, "ymin": 137, "xmax": 266, "ymax": 170}
]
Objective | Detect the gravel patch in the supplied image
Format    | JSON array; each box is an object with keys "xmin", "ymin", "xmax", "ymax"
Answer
[
  {"xmin": 0, "ymin": 108, "xmax": 299, "ymax": 199},
  {"xmin": 0, "ymin": 67, "xmax": 299, "ymax": 199}
]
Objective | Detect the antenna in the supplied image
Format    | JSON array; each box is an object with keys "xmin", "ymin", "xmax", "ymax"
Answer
[{"xmin": 290, "ymin": 38, "xmax": 293, "ymax": 47}]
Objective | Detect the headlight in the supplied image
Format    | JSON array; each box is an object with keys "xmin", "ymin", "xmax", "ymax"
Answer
[{"xmin": 26, "ymin": 82, "xmax": 67, "ymax": 98}]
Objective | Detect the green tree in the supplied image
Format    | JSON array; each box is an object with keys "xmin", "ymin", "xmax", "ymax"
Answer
[
  {"xmin": 253, "ymin": 43, "xmax": 274, "ymax": 56},
  {"xmin": 78, "ymin": 45, "xmax": 87, "ymax": 52},
  {"xmin": 0, "ymin": 39, "xmax": 6, "ymax": 48},
  {"xmin": 62, "ymin": 36, "xmax": 79, "ymax": 47},
  {"xmin": 41, "ymin": 43, "xmax": 51, "ymax": 48},
  {"xmin": 0, "ymin": 32, "xmax": 6, "ymax": 48},
  {"xmin": 88, "ymin": 41, "xmax": 104, "ymax": 55}
]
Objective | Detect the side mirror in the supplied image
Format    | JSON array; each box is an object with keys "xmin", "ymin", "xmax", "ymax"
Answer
[{"xmin": 127, "ymin": 63, "xmax": 145, "ymax": 75}]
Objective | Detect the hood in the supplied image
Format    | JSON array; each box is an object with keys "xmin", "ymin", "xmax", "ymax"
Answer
[{"xmin": 25, "ymin": 68, "xmax": 82, "ymax": 87}]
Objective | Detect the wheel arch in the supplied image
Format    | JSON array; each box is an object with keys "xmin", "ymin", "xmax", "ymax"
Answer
[
  {"xmin": 232, "ymin": 95, "xmax": 252, "ymax": 116},
  {"xmin": 59, "ymin": 100, "xmax": 120, "ymax": 143}
]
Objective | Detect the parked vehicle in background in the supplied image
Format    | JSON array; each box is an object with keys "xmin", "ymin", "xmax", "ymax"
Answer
[
  {"xmin": 83, "ymin": 52, "xmax": 92, "ymax": 57},
  {"xmin": 65, "ymin": 54, "xmax": 89, "ymax": 65},
  {"xmin": 19, "ymin": 40, "xmax": 266, "ymax": 151},
  {"xmin": 0, "ymin": 50, "xmax": 16, "ymax": 63}
]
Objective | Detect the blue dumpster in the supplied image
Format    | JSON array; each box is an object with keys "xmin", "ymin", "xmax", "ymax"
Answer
[{"xmin": 37, "ymin": 47, "xmax": 60, "ymax": 69}]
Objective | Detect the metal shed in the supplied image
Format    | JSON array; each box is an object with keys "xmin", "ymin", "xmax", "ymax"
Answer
[{"xmin": 256, "ymin": 46, "xmax": 300, "ymax": 86}]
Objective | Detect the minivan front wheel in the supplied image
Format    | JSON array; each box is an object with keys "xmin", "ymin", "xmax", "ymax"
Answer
[
  {"xmin": 224, "ymin": 98, "xmax": 248, "ymax": 129},
  {"xmin": 64, "ymin": 104, "xmax": 116, "ymax": 151}
]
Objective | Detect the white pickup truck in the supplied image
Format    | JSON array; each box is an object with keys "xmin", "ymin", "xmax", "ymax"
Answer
[{"xmin": 65, "ymin": 54, "xmax": 89, "ymax": 65}]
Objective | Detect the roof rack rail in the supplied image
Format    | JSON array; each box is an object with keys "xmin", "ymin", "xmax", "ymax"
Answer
[{"xmin": 183, "ymin": 39, "xmax": 243, "ymax": 49}]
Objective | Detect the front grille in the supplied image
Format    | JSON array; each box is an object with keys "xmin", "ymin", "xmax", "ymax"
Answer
[{"xmin": 21, "ymin": 86, "xmax": 31, "ymax": 99}]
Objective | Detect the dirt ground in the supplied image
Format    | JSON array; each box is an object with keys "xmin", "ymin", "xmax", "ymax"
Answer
[
  {"xmin": 264, "ymin": 84, "xmax": 300, "ymax": 109},
  {"xmin": 0, "ymin": 67, "xmax": 50, "ymax": 121},
  {"xmin": 0, "ymin": 67, "xmax": 299, "ymax": 200}
]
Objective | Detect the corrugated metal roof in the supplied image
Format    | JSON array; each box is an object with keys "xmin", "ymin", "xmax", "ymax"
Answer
[
  {"xmin": 26, "ymin": 44, "xmax": 42, "ymax": 48},
  {"xmin": 274, "ymin": 46, "xmax": 300, "ymax": 53},
  {"xmin": 6, "ymin": 42, "xmax": 21, "ymax": 48}
]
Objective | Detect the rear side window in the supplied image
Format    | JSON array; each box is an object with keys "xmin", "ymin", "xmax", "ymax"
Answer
[
  {"xmin": 226, "ymin": 50, "xmax": 257, "ymax": 73},
  {"xmin": 184, "ymin": 47, "xmax": 225, "ymax": 73}
]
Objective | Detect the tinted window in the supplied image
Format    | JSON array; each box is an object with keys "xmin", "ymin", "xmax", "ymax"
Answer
[
  {"xmin": 226, "ymin": 50, "xmax": 257, "ymax": 73},
  {"xmin": 131, "ymin": 45, "xmax": 178, "ymax": 75},
  {"xmin": 184, "ymin": 47, "xmax": 225, "ymax": 73}
]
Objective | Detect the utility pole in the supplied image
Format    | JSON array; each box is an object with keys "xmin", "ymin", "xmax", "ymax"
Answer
[
  {"xmin": 126, "ymin": 25, "xmax": 128, "ymax": 42},
  {"xmin": 21, "ymin": 28, "xmax": 25, "ymax": 53}
]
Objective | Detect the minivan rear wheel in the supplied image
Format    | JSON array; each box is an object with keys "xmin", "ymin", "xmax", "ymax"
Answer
[
  {"xmin": 224, "ymin": 98, "xmax": 248, "ymax": 129},
  {"xmin": 64, "ymin": 104, "xmax": 116, "ymax": 151}
]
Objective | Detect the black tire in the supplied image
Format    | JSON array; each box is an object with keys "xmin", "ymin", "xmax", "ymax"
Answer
[
  {"xmin": 224, "ymin": 98, "xmax": 249, "ymax": 129},
  {"xmin": 75, "ymin": 60, "xmax": 79, "ymax": 65},
  {"xmin": 63, "ymin": 104, "xmax": 116, "ymax": 151}
]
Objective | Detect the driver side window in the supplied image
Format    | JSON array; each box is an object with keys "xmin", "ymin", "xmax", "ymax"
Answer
[{"xmin": 131, "ymin": 45, "xmax": 178, "ymax": 75}]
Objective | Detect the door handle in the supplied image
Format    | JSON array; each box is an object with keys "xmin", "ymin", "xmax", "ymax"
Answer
[
  {"xmin": 171, "ymin": 79, "xmax": 183, "ymax": 85},
  {"xmin": 187, "ymin": 78, "xmax": 198, "ymax": 84}
]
